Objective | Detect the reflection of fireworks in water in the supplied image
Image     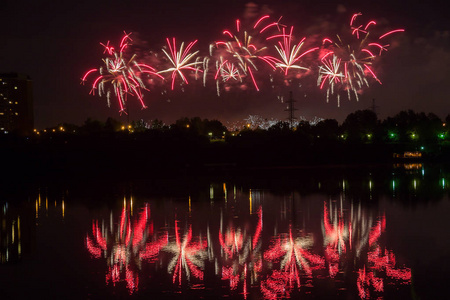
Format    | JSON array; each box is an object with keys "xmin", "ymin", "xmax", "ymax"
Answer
[
  {"xmin": 262, "ymin": 226, "xmax": 325, "ymax": 298},
  {"xmin": 84, "ymin": 187, "xmax": 412, "ymax": 298},
  {"xmin": 322, "ymin": 198, "xmax": 376, "ymax": 277},
  {"xmin": 85, "ymin": 202, "xmax": 168, "ymax": 294},
  {"xmin": 219, "ymin": 207, "xmax": 263, "ymax": 297},
  {"xmin": 81, "ymin": 32, "xmax": 163, "ymax": 114},
  {"xmin": 164, "ymin": 220, "xmax": 208, "ymax": 285},
  {"xmin": 158, "ymin": 38, "xmax": 202, "ymax": 90},
  {"xmin": 318, "ymin": 13, "xmax": 404, "ymax": 106},
  {"xmin": 357, "ymin": 215, "xmax": 411, "ymax": 299},
  {"xmin": 322, "ymin": 200, "xmax": 349, "ymax": 278},
  {"xmin": 322, "ymin": 199, "xmax": 411, "ymax": 299}
]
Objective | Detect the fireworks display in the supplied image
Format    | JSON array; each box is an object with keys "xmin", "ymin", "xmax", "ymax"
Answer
[
  {"xmin": 318, "ymin": 13, "xmax": 405, "ymax": 106},
  {"xmin": 81, "ymin": 32, "xmax": 163, "ymax": 114},
  {"xmin": 261, "ymin": 26, "xmax": 318, "ymax": 77},
  {"xmin": 158, "ymin": 38, "xmax": 202, "ymax": 90},
  {"xmin": 82, "ymin": 12, "xmax": 404, "ymax": 113},
  {"xmin": 209, "ymin": 15, "xmax": 284, "ymax": 94}
]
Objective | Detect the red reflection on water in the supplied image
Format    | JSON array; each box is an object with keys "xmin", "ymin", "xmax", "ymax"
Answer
[
  {"xmin": 323, "ymin": 201, "xmax": 349, "ymax": 278},
  {"xmin": 357, "ymin": 216, "xmax": 411, "ymax": 299},
  {"xmin": 165, "ymin": 220, "xmax": 208, "ymax": 285},
  {"xmin": 262, "ymin": 226, "xmax": 325, "ymax": 298},
  {"xmin": 219, "ymin": 225, "xmax": 244, "ymax": 258},
  {"xmin": 219, "ymin": 207, "xmax": 263, "ymax": 298},
  {"xmin": 85, "ymin": 203, "xmax": 168, "ymax": 294},
  {"xmin": 84, "ymin": 193, "xmax": 412, "ymax": 299},
  {"xmin": 322, "ymin": 201, "xmax": 411, "ymax": 299}
]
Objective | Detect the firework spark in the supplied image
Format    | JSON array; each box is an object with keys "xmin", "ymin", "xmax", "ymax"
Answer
[
  {"xmin": 318, "ymin": 13, "xmax": 404, "ymax": 105},
  {"xmin": 82, "ymin": 32, "xmax": 163, "ymax": 114},
  {"xmin": 211, "ymin": 15, "xmax": 284, "ymax": 94},
  {"xmin": 262, "ymin": 26, "xmax": 318, "ymax": 76},
  {"xmin": 158, "ymin": 38, "xmax": 202, "ymax": 90}
]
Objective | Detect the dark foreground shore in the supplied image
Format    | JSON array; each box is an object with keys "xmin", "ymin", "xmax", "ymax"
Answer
[{"xmin": 2, "ymin": 131, "xmax": 449, "ymax": 183}]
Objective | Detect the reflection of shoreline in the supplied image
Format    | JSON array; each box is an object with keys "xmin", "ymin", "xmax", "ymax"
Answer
[{"xmin": 84, "ymin": 189, "xmax": 412, "ymax": 299}]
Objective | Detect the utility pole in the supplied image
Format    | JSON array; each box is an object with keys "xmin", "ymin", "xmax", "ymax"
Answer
[{"xmin": 285, "ymin": 91, "xmax": 298, "ymax": 128}]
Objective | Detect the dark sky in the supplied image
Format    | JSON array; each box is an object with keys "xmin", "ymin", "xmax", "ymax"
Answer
[{"xmin": 1, "ymin": 0, "xmax": 449, "ymax": 128}]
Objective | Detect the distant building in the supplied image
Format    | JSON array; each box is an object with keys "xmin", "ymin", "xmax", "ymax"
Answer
[{"xmin": 0, "ymin": 73, "xmax": 33, "ymax": 135}]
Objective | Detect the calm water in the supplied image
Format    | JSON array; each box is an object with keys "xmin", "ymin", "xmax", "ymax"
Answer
[{"xmin": 1, "ymin": 164, "xmax": 449, "ymax": 299}]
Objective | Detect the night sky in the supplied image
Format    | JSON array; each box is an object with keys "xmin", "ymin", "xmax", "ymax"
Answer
[{"xmin": 1, "ymin": 0, "xmax": 449, "ymax": 129}]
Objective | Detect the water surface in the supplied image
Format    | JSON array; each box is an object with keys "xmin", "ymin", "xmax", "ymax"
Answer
[{"xmin": 1, "ymin": 164, "xmax": 449, "ymax": 299}]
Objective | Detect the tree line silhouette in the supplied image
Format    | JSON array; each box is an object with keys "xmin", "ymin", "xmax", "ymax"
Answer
[{"xmin": 2, "ymin": 109, "xmax": 450, "ymax": 180}]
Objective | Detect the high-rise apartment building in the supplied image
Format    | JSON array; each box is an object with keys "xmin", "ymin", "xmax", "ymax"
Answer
[{"xmin": 0, "ymin": 73, "xmax": 33, "ymax": 135}]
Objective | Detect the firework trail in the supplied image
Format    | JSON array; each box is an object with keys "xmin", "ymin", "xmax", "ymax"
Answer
[
  {"xmin": 81, "ymin": 32, "xmax": 163, "ymax": 114},
  {"xmin": 158, "ymin": 38, "xmax": 203, "ymax": 90},
  {"xmin": 210, "ymin": 15, "xmax": 285, "ymax": 95},
  {"xmin": 318, "ymin": 13, "xmax": 404, "ymax": 106},
  {"xmin": 80, "ymin": 12, "xmax": 404, "ymax": 115},
  {"xmin": 261, "ymin": 26, "xmax": 319, "ymax": 76}
]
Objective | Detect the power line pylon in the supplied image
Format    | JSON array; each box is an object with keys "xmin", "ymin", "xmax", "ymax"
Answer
[{"xmin": 285, "ymin": 91, "xmax": 298, "ymax": 128}]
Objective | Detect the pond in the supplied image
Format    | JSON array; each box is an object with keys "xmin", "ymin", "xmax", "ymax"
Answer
[{"xmin": 1, "ymin": 163, "xmax": 449, "ymax": 299}]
